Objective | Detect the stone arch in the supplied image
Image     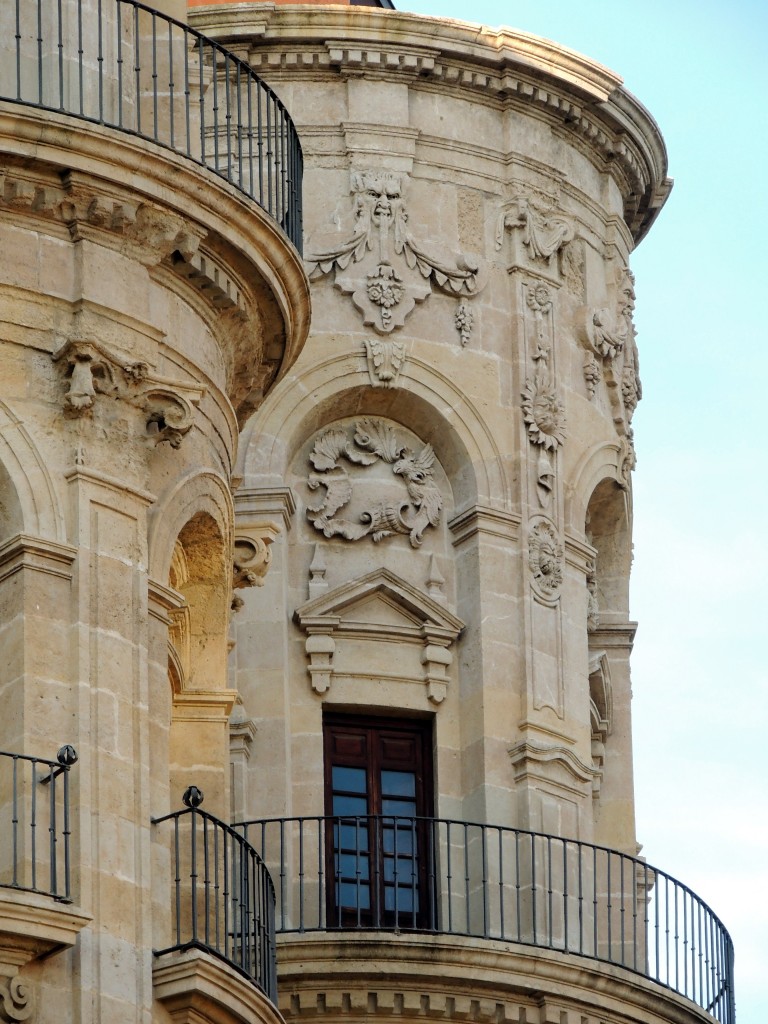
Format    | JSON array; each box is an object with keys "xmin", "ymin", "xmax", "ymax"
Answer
[
  {"xmin": 238, "ymin": 350, "xmax": 511, "ymax": 515},
  {"xmin": 585, "ymin": 477, "xmax": 631, "ymax": 621},
  {"xmin": 148, "ymin": 468, "xmax": 234, "ymax": 589},
  {"xmin": 0, "ymin": 399, "xmax": 64, "ymax": 541},
  {"xmin": 566, "ymin": 439, "xmax": 630, "ymax": 536}
]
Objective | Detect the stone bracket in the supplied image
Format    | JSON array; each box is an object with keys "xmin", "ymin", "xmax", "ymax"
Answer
[{"xmin": 52, "ymin": 337, "xmax": 205, "ymax": 449}]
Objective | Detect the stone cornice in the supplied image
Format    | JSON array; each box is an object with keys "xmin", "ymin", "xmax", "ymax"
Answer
[
  {"xmin": 0, "ymin": 534, "xmax": 77, "ymax": 586},
  {"xmin": 0, "ymin": 104, "xmax": 310, "ymax": 406},
  {"xmin": 190, "ymin": 7, "xmax": 671, "ymax": 244},
  {"xmin": 154, "ymin": 948, "xmax": 284, "ymax": 1024},
  {"xmin": 274, "ymin": 932, "xmax": 716, "ymax": 1024},
  {"xmin": 0, "ymin": 890, "xmax": 91, "ymax": 969}
]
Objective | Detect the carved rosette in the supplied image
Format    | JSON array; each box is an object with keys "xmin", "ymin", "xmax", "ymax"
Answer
[
  {"xmin": 52, "ymin": 338, "xmax": 204, "ymax": 449},
  {"xmin": 0, "ymin": 975, "xmax": 33, "ymax": 1023},
  {"xmin": 306, "ymin": 419, "xmax": 442, "ymax": 549},
  {"xmin": 528, "ymin": 519, "xmax": 564, "ymax": 602},
  {"xmin": 521, "ymin": 350, "xmax": 567, "ymax": 451},
  {"xmin": 307, "ymin": 170, "xmax": 485, "ymax": 335}
]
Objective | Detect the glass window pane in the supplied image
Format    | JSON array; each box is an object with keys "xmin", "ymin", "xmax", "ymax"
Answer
[
  {"xmin": 382, "ymin": 798, "xmax": 416, "ymax": 817},
  {"xmin": 385, "ymin": 884, "xmax": 416, "ymax": 912},
  {"xmin": 335, "ymin": 822, "xmax": 369, "ymax": 851},
  {"xmin": 335, "ymin": 853, "xmax": 370, "ymax": 881},
  {"xmin": 338, "ymin": 882, "xmax": 370, "ymax": 909},
  {"xmin": 332, "ymin": 765, "xmax": 367, "ymax": 793},
  {"xmin": 332, "ymin": 794, "xmax": 367, "ymax": 817},
  {"xmin": 381, "ymin": 770, "xmax": 415, "ymax": 797}
]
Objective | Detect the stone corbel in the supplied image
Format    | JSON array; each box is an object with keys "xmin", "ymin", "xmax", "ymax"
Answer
[
  {"xmin": 143, "ymin": 386, "xmax": 201, "ymax": 449},
  {"xmin": 420, "ymin": 630, "xmax": 452, "ymax": 705},
  {"xmin": 52, "ymin": 338, "xmax": 204, "ymax": 448},
  {"xmin": 230, "ymin": 521, "xmax": 282, "ymax": 611},
  {"xmin": 301, "ymin": 618, "xmax": 338, "ymax": 696}
]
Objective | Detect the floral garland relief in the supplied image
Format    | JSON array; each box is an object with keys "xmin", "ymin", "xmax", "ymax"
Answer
[
  {"xmin": 306, "ymin": 171, "xmax": 485, "ymax": 352},
  {"xmin": 306, "ymin": 419, "xmax": 442, "ymax": 549}
]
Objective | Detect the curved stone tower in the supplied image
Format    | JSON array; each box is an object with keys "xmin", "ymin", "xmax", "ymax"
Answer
[
  {"xmin": 191, "ymin": 6, "xmax": 732, "ymax": 1024},
  {"xmin": 0, "ymin": 2, "xmax": 733, "ymax": 1024}
]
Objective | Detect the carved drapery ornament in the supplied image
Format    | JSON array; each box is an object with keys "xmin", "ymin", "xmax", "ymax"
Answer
[
  {"xmin": 306, "ymin": 419, "xmax": 442, "ymax": 549},
  {"xmin": 52, "ymin": 338, "xmax": 204, "ymax": 448},
  {"xmin": 306, "ymin": 170, "xmax": 485, "ymax": 335},
  {"xmin": 495, "ymin": 196, "xmax": 574, "ymax": 273},
  {"xmin": 528, "ymin": 518, "xmax": 563, "ymax": 601}
]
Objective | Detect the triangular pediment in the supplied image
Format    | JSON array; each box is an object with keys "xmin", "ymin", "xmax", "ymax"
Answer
[{"xmin": 294, "ymin": 567, "xmax": 464, "ymax": 638}]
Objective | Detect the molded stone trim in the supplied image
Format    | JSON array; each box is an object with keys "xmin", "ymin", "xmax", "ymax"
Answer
[
  {"xmin": 294, "ymin": 567, "xmax": 464, "ymax": 703},
  {"xmin": 0, "ymin": 534, "xmax": 77, "ymax": 586},
  {"xmin": 274, "ymin": 932, "xmax": 715, "ymax": 1024},
  {"xmin": 153, "ymin": 949, "xmax": 283, "ymax": 1024},
  {"xmin": 0, "ymin": 890, "xmax": 91, "ymax": 970}
]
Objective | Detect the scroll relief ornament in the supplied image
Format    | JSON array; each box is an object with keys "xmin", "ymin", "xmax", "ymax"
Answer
[
  {"xmin": 521, "ymin": 285, "xmax": 567, "ymax": 452},
  {"xmin": 306, "ymin": 171, "xmax": 485, "ymax": 345},
  {"xmin": 528, "ymin": 519, "xmax": 564, "ymax": 601},
  {"xmin": 577, "ymin": 268, "xmax": 642, "ymax": 429},
  {"xmin": 230, "ymin": 525, "xmax": 280, "ymax": 611},
  {"xmin": 306, "ymin": 419, "xmax": 442, "ymax": 549},
  {"xmin": 52, "ymin": 338, "xmax": 203, "ymax": 448},
  {"xmin": 0, "ymin": 975, "xmax": 33, "ymax": 1023}
]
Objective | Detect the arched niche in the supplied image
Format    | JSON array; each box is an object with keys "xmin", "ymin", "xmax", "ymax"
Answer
[
  {"xmin": 0, "ymin": 400, "xmax": 64, "ymax": 542},
  {"xmin": 170, "ymin": 512, "xmax": 230, "ymax": 690},
  {"xmin": 238, "ymin": 351, "xmax": 510, "ymax": 516},
  {"xmin": 585, "ymin": 477, "xmax": 631, "ymax": 622},
  {"xmin": 0, "ymin": 459, "xmax": 23, "ymax": 546}
]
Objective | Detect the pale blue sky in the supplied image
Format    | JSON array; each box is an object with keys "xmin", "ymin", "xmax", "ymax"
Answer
[{"xmin": 396, "ymin": 1, "xmax": 767, "ymax": 1019}]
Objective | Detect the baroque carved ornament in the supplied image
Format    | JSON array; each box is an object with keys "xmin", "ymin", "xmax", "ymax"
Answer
[
  {"xmin": 521, "ymin": 285, "xmax": 567, "ymax": 452},
  {"xmin": 306, "ymin": 170, "xmax": 485, "ymax": 336},
  {"xmin": 52, "ymin": 338, "xmax": 203, "ymax": 449},
  {"xmin": 577, "ymin": 267, "xmax": 642, "ymax": 437},
  {"xmin": 0, "ymin": 976, "xmax": 32, "ymax": 1023},
  {"xmin": 495, "ymin": 196, "xmax": 575, "ymax": 280},
  {"xmin": 306, "ymin": 419, "xmax": 442, "ymax": 549},
  {"xmin": 528, "ymin": 518, "xmax": 564, "ymax": 601}
]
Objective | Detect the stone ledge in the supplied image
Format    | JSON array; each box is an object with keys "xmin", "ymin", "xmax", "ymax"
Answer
[
  {"xmin": 0, "ymin": 889, "xmax": 91, "ymax": 970},
  {"xmin": 274, "ymin": 932, "xmax": 716, "ymax": 1024},
  {"xmin": 153, "ymin": 948, "xmax": 283, "ymax": 1024}
]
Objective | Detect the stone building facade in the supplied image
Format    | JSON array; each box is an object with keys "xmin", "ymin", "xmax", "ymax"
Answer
[{"xmin": 0, "ymin": 2, "xmax": 733, "ymax": 1024}]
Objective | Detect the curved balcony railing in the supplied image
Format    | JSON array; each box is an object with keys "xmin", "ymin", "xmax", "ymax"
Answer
[
  {"xmin": 153, "ymin": 789, "xmax": 277, "ymax": 1001},
  {"xmin": 0, "ymin": 745, "xmax": 77, "ymax": 902},
  {"xmin": 0, "ymin": 0, "xmax": 303, "ymax": 251},
  {"xmin": 236, "ymin": 814, "xmax": 735, "ymax": 1024}
]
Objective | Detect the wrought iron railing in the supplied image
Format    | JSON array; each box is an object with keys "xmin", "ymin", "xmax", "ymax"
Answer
[
  {"xmin": 153, "ymin": 788, "xmax": 277, "ymax": 1001},
  {"xmin": 236, "ymin": 815, "xmax": 735, "ymax": 1024},
  {"xmin": 0, "ymin": 0, "xmax": 303, "ymax": 251},
  {"xmin": 0, "ymin": 745, "xmax": 77, "ymax": 902}
]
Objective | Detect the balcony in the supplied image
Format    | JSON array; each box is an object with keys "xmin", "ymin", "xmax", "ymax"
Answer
[
  {"xmin": 236, "ymin": 815, "xmax": 735, "ymax": 1024},
  {"xmin": 0, "ymin": 0, "xmax": 303, "ymax": 252},
  {"xmin": 152, "ymin": 788, "xmax": 277, "ymax": 1006},
  {"xmin": 0, "ymin": 747, "xmax": 90, "ymax": 976}
]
